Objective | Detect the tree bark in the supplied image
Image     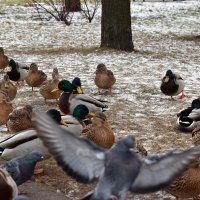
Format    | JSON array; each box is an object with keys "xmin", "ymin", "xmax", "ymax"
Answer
[
  {"xmin": 65, "ymin": 0, "xmax": 81, "ymax": 12},
  {"xmin": 101, "ymin": 0, "xmax": 134, "ymax": 52}
]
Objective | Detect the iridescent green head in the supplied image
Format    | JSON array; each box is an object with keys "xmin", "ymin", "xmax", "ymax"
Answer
[
  {"xmin": 58, "ymin": 80, "xmax": 73, "ymax": 92},
  {"xmin": 73, "ymin": 104, "xmax": 89, "ymax": 120},
  {"xmin": 72, "ymin": 77, "xmax": 83, "ymax": 94},
  {"xmin": 192, "ymin": 99, "xmax": 200, "ymax": 109}
]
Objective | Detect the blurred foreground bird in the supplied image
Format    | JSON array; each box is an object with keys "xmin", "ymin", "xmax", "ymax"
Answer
[
  {"xmin": 0, "ymin": 168, "xmax": 18, "ymax": 200},
  {"xmin": 0, "ymin": 151, "xmax": 44, "ymax": 186},
  {"xmin": 13, "ymin": 196, "xmax": 29, "ymax": 200},
  {"xmin": 176, "ymin": 98, "xmax": 200, "ymax": 132},
  {"xmin": 0, "ymin": 47, "xmax": 9, "ymax": 72},
  {"xmin": 94, "ymin": 63, "xmax": 116, "ymax": 95},
  {"xmin": 34, "ymin": 112, "xmax": 200, "ymax": 200},
  {"xmin": 160, "ymin": 69, "xmax": 185, "ymax": 100}
]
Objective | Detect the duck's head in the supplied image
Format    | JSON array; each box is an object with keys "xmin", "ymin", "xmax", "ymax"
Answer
[
  {"xmin": 72, "ymin": 77, "xmax": 83, "ymax": 94},
  {"xmin": 30, "ymin": 63, "xmax": 38, "ymax": 72},
  {"xmin": 163, "ymin": 69, "xmax": 174, "ymax": 82},
  {"xmin": 51, "ymin": 80, "xmax": 73, "ymax": 93},
  {"xmin": 73, "ymin": 104, "xmax": 93, "ymax": 120},
  {"xmin": 52, "ymin": 68, "xmax": 59, "ymax": 79},
  {"xmin": 96, "ymin": 63, "xmax": 107, "ymax": 73},
  {"xmin": 192, "ymin": 99, "xmax": 200, "ymax": 109},
  {"xmin": 7, "ymin": 59, "xmax": 17, "ymax": 72},
  {"xmin": 46, "ymin": 109, "xmax": 68, "ymax": 126}
]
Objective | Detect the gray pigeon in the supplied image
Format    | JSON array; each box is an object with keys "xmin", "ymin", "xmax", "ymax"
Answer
[
  {"xmin": 13, "ymin": 196, "xmax": 29, "ymax": 200},
  {"xmin": 33, "ymin": 112, "xmax": 200, "ymax": 200},
  {"xmin": 0, "ymin": 151, "xmax": 44, "ymax": 186}
]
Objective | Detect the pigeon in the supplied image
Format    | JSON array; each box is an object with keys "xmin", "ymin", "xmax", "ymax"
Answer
[
  {"xmin": 0, "ymin": 168, "xmax": 18, "ymax": 200},
  {"xmin": 33, "ymin": 112, "xmax": 200, "ymax": 200},
  {"xmin": 0, "ymin": 151, "xmax": 44, "ymax": 186}
]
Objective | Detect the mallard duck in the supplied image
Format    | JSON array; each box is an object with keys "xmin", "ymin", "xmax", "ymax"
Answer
[
  {"xmin": 7, "ymin": 105, "xmax": 34, "ymax": 133},
  {"xmin": 46, "ymin": 105, "xmax": 92, "ymax": 136},
  {"xmin": 81, "ymin": 111, "xmax": 115, "ymax": 148},
  {"xmin": 0, "ymin": 75, "xmax": 17, "ymax": 101},
  {"xmin": 0, "ymin": 54, "xmax": 9, "ymax": 71},
  {"xmin": 39, "ymin": 68, "xmax": 61, "ymax": 103},
  {"xmin": 94, "ymin": 63, "xmax": 116, "ymax": 95},
  {"xmin": 6, "ymin": 59, "xmax": 29, "ymax": 86},
  {"xmin": 52, "ymin": 80, "xmax": 108, "ymax": 115},
  {"xmin": 0, "ymin": 92, "xmax": 13, "ymax": 127},
  {"xmin": 0, "ymin": 129, "xmax": 50, "ymax": 161},
  {"xmin": 0, "ymin": 168, "xmax": 18, "ymax": 200},
  {"xmin": 25, "ymin": 63, "xmax": 47, "ymax": 91},
  {"xmin": 160, "ymin": 69, "xmax": 185, "ymax": 100},
  {"xmin": 176, "ymin": 98, "xmax": 200, "ymax": 132},
  {"xmin": 72, "ymin": 77, "xmax": 84, "ymax": 94}
]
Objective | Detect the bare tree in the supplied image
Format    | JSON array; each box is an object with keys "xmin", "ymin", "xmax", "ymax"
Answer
[
  {"xmin": 101, "ymin": 0, "xmax": 134, "ymax": 52},
  {"xmin": 81, "ymin": 0, "xmax": 100, "ymax": 23},
  {"xmin": 64, "ymin": 0, "xmax": 81, "ymax": 12},
  {"xmin": 30, "ymin": 0, "xmax": 73, "ymax": 25}
]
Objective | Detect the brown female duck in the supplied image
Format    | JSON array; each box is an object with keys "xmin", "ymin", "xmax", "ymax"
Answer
[
  {"xmin": 7, "ymin": 105, "xmax": 34, "ymax": 133},
  {"xmin": 0, "ymin": 47, "xmax": 9, "ymax": 71},
  {"xmin": 94, "ymin": 63, "xmax": 116, "ymax": 95},
  {"xmin": 25, "ymin": 63, "xmax": 47, "ymax": 91},
  {"xmin": 39, "ymin": 68, "xmax": 61, "ymax": 103},
  {"xmin": 81, "ymin": 111, "xmax": 115, "ymax": 148}
]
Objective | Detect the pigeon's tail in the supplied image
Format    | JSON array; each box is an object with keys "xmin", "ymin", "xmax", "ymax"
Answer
[
  {"xmin": 0, "ymin": 147, "xmax": 5, "ymax": 156},
  {"xmin": 80, "ymin": 191, "xmax": 94, "ymax": 200}
]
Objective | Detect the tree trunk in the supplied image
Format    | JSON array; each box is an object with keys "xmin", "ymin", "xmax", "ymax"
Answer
[
  {"xmin": 65, "ymin": 0, "xmax": 81, "ymax": 12},
  {"xmin": 101, "ymin": 0, "xmax": 134, "ymax": 52}
]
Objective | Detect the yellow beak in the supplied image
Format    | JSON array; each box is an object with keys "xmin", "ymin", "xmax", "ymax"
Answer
[
  {"xmin": 77, "ymin": 86, "xmax": 83, "ymax": 94},
  {"xmin": 60, "ymin": 119, "xmax": 68, "ymax": 127},
  {"xmin": 86, "ymin": 112, "xmax": 95, "ymax": 119},
  {"xmin": 51, "ymin": 87, "xmax": 59, "ymax": 93},
  {"xmin": 6, "ymin": 66, "xmax": 12, "ymax": 72},
  {"xmin": 164, "ymin": 76, "xmax": 169, "ymax": 83}
]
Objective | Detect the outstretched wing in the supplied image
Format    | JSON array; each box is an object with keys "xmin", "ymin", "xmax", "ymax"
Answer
[
  {"xmin": 130, "ymin": 146, "xmax": 200, "ymax": 193},
  {"xmin": 33, "ymin": 112, "xmax": 106, "ymax": 183}
]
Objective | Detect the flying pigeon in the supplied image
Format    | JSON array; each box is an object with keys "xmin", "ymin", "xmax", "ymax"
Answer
[
  {"xmin": 33, "ymin": 112, "xmax": 200, "ymax": 200},
  {"xmin": 0, "ymin": 151, "xmax": 44, "ymax": 186}
]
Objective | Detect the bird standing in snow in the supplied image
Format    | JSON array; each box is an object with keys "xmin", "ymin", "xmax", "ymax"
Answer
[{"xmin": 34, "ymin": 112, "xmax": 200, "ymax": 200}]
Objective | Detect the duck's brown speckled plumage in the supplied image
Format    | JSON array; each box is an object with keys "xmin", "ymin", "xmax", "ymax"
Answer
[
  {"xmin": 25, "ymin": 63, "xmax": 47, "ymax": 90},
  {"xmin": 81, "ymin": 111, "xmax": 115, "ymax": 148},
  {"xmin": 7, "ymin": 105, "xmax": 34, "ymax": 133},
  {"xmin": 39, "ymin": 68, "xmax": 61, "ymax": 103},
  {"xmin": 94, "ymin": 63, "xmax": 116, "ymax": 95},
  {"xmin": 0, "ymin": 48, "xmax": 9, "ymax": 70},
  {"xmin": 0, "ymin": 75, "xmax": 17, "ymax": 101}
]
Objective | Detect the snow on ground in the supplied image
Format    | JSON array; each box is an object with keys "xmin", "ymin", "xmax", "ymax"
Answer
[{"xmin": 0, "ymin": 1, "xmax": 200, "ymax": 199}]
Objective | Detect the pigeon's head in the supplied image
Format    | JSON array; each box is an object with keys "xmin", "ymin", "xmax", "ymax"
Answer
[
  {"xmin": 116, "ymin": 135, "xmax": 135, "ymax": 152},
  {"xmin": 24, "ymin": 151, "xmax": 44, "ymax": 163}
]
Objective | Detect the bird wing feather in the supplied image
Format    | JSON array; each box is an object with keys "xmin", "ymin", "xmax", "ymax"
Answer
[
  {"xmin": 130, "ymin": 146, "xmax": 200, "ymax": 193},
  {"xmin": 33, "ymin": 112, "xmax": 106, "ymax": 183}
]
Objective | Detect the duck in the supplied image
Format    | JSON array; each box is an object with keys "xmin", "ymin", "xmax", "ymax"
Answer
[
  {"xmin": 165, "ymin": 128, "xmax": 200, "ymax": 200},
  {"xmin": 46, "ymin": 104, "xmax": 92, "ymax": 136},
  {"xmin": 160, "ymin": 69, "xmax": 185, "ymax": 100},
  {"xmin": 0, "ymin": 47, "xmax": 5, "ymax": 54},
  {"xmin": 81, "ymin": 111, "xmax": 115, "ymax": 148},
  {"xmin": 71, "ymin": 77, "xmax": 84, "ymax": 94},
  {"xmin": 7, "ymin": 105, "xmax": 34, "ymax": 133},
  {"xmin": 25, "ymin": 63, "xmax": 47, "ymax": 91},
  {"xmin": 52, "ymin": 80, "xmax": 108, "ymax": 115},
  {"xmin": 0, "ymin": 129, "xmax": 50, "ymax": 161},
  {"xmin": 0, "ymin": 75, "xmax": 17, "ymax": 101},
  {"xmin": 0, "ymin": 168, "xmax": 18, "ymax": 200},
  {"xmin": 0, "ymin": 92, "xmax": 13, "ymax": 128},
  {"xmin": 94, "ymin": 63, "xmax": 116, "ymax": 95},
  {"xmin": 176, "ymin": 98, "xmax": 200, "ymax": 132},
  {"xmin": 39, "ymin": 67, "xmax": 61, "ymax": 103},
  {"xmin": 6, "ymin": 59, "xmax": 29, "ymax": 87},
  {"xmin": 0, "ymin": 54, "xmax": 9, "ymax": 72}
]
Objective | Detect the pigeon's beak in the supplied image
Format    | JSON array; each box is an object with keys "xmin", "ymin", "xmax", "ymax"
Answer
[
  {"xmin": 77, "ymin": 86, "xmax": 83, "ymax": 94},
  {"xmin": 60, "ymin": 119, "xmax": 68, "ymax": 127},
  {"xmin": 164, "ymin": 76, "xmax": 169, "ymax": 82},
  {"xmin": 51, "ymin": 87, "xmax": 59, "ymax": 93},
  {"xmin": 6, "ymin": 66, "xmax": 12, "ymax": 72}
]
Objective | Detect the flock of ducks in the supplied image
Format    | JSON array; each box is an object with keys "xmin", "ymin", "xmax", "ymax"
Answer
[{"xmin": 0, "ymin": 46, "xmax": 200, "ymax": 200}]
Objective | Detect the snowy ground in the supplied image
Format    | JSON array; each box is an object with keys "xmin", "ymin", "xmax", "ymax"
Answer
[{"xmin": 0, "ymin": 0, "xmax": 200, "ymax": 199}]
